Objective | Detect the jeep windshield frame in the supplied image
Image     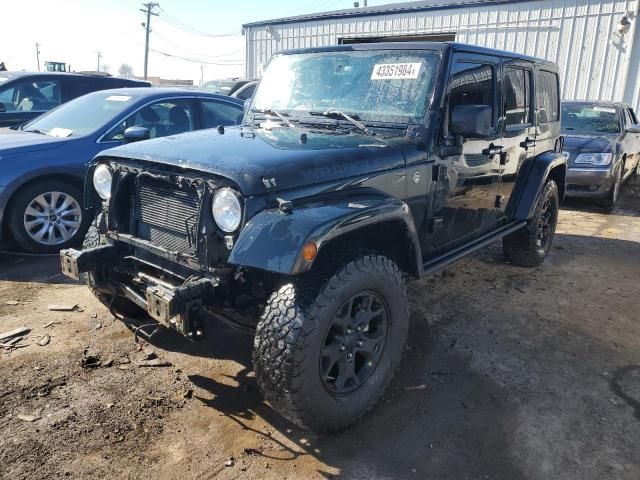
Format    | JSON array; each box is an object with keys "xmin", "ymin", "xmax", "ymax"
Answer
[{"xmin": 251, "ymin": 49, "xmax": 441, "ymax": 126}]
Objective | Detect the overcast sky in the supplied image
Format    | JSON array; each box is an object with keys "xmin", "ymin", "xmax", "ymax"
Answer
[{"xmin": 0, "ymin": 0, "xmax": 405, "ymax": 83}]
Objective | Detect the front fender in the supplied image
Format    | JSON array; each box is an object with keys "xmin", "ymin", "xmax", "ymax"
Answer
[
  {"xmin": 228, "ymin": 194, "xmax": 422, "ymax": 276},
  {"xmin": 513, "ymin": 151, "xmax": 566, "ymax": 220}
]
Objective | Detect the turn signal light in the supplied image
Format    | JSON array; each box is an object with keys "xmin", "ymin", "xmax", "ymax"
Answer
[{"xmin": 302, "ymin": 242, "xmax": 318, "ymax": 261}]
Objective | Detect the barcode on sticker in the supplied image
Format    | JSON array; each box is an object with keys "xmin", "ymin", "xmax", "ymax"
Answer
[{"xmin": 371, "ymin": 63, "xmax": 421, "ymax": 80}]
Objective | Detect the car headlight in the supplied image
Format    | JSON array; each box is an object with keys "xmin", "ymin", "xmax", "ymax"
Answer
[
  {"xmin": 574, "ymin": 153, "xmax": 613, "ymax": 166},
  {"xmin": 93, "ymin": 164, "xmax": 113, "ymax": 200},
  {"xmin": 212, "ymin": 188, "xmax": 242, "ymax": 233}
]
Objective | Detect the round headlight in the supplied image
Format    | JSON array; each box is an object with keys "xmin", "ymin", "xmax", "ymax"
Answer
[
  {"xmin": 93, "ymin": 164, "xmax": 113, "ymax": 200},
  {"xmin": 212, "ymin": 188, "xmax": 242, "ymax": 233}
]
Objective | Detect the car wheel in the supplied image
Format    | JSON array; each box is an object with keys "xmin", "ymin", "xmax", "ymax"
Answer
[
  {"xmin": 253, "ymin": 255, "xmax": 409, "ymax": 432},
  {"xmin": 598, "ymin": 165, "xmax": 622, "ymax": 210},
  {"xmin": 81, "ymin": 219, "xmax": 146, "ymax": 318},
  {"xmin": 503, "ymin": 179, "xmax": 559, "ymax": 267},
  {"xmin": 9, "ymin": 180, "xmax": 89, "ymax": 254}
]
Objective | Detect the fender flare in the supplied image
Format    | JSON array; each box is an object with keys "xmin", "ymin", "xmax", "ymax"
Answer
[
  {"xmin": 228, "ymin": 194, "xmax": 423, "ymax": 276},
  {"xmin": 513, "ymin": 151, "xmax": 566, "ymax": 221}
]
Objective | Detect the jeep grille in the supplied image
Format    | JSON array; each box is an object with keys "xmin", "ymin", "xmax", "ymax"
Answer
[{"xmin": 134, "ymin": 177, "xmax": 200, "ymax": 254}]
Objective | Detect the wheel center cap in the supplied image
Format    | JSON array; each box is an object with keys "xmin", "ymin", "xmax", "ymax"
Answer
[{"xmin": 49, "ymin": 214, "xmax": 57, "ymax": 221}]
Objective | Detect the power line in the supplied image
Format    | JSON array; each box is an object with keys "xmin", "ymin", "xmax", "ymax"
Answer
[
  {"xmin": 152, "ymin": 30, "xmax": 244, "ymax": 59},
  {"xmin": 157, "ymin": 6, "xmax": 240, "ymax": 38},
  {"xmin": 149, "ymin": 48, "xmax": 243, "ymax": 66}
]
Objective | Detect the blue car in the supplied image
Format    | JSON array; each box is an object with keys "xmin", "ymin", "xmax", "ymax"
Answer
[{"xmin": 0, "ymin": 88, "xmax": 244, "ymax": 253}]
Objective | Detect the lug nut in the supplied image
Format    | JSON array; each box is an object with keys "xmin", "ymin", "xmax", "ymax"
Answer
[
  {"xmin": 345, "ymin": 328, "xmax": 352, "ymax": 335},
  {"xmin": 357, "ymin": 340, "xmax": 364, "ymax": 348},
  {"xmin": 346, "ymin": 352, "xmax": 353, "ymax": 360},
  {"xmin": 339, "ymin": 344, "xmax": 346, "ymax": 352},
  {"xmin": 356, "ymin": 325, "xmax": 362, "ymax": 332}
]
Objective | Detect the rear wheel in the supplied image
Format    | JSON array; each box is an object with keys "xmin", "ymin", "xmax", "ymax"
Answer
[
  {"xmin": 9, "ymin": 180, "xmax": 89, "ymax": 254},
  {"xmin": 503, "ymin": 179, "xmax": 559, "ymax": 267},
  {"xmin": 253, "ymin": 255, "xmax": 409, "ymax": 432}
]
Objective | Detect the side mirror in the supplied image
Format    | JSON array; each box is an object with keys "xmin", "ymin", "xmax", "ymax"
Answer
[
  {"xmin": 450, "ymin": 105, "xmax": 493, "ymax": 138},
  {"xmin": 626, "ymin": 124, "xmax": 640, "ymax": 134},
  {"xmin": 0, "ymin": 102, "xmax": 6, "ymax": 113},
  {"xmin": 123, "ymin": 126, "xmax": 150, "ymax": 142}
]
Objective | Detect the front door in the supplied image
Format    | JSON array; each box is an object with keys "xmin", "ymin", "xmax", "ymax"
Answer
[
  {"xmin": 497, "ymin": 59, "xmax": 536, "ymax": 219},
  {"xmin": 431, "ymin": 53, "xmax": 501, "ymax": 249}
]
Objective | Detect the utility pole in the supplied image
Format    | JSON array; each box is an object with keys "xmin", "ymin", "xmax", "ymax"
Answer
[
  {"xmin": 35, "ymin": 42, "xmax": 41, "ymax": 71},
  {"xmin": 97, "ymin": 51, "xmax": 102, "ymax": 72},
  {"xmin": 200, "ymin": 65, "xmax": 204, "ymax": 86},
  {"xmin": 140, "ymin": 2, "xmax": 159, "ymax": 80}
]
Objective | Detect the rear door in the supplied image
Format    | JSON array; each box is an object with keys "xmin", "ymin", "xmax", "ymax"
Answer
[{"xmin": 497, "ymin": 58, "xmax": 536, "ymax": 219}]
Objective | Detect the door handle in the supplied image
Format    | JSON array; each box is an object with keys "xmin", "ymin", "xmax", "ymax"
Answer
[
  {"xmin": 520, "ymin": 137, "xmax": 536, "ymax": 151},
  {"xmin": 482, "ymin": 143, "xmax": 504, "ymax": 157}
]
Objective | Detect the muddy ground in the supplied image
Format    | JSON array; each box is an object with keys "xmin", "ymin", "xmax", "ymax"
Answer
[{"xmin": 0, "ymin": 181, "xmax": 639, "ymax": 480}]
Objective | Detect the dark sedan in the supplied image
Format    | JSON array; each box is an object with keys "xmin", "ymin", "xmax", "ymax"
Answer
[
  {"xmin": 562, "ymin": 101, "xmax": 640, "ymax": 208},
  {"xmin": 0, "ymin": 71, "xmax": 150, "ymax": 128},
  {"xmin": 0, "ymin": 88, "xmax": 244, "ymax": 253}
]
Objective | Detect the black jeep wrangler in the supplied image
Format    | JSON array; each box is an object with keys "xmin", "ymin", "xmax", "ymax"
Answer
[{"xmin": 61, "ymin": 42, "xmax": 566, "ymax": 432}]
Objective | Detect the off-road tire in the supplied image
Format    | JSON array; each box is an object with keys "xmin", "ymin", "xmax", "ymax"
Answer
[
  {"xmin": 9, "ymin": 180, "xmax": 89, "ymax": 254},
  {"xmin": 253, "ymin": 255, "xmax": 409, "ymax": 432},
  {"xmin": 82, "ymin": 221, "xmax": 145, "ymax": 318},
  {"xmin": 598, "ymin": 165, "xmax": 622, "ymax": 210},
  {"xmin": 503, "ymin": 179, "xmax": 559, "ymax": 268}
]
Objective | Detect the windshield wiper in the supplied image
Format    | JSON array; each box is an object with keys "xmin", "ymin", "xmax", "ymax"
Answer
[
  {"xmin": 309, "ymin": 110, "xmax": 374, "ymax": 136},
  {"xmin": 24, "ymin": 128, "xmax": 47, "ymax": 135},
  {"xmin": 251, "ymin": 108, "xmax": 294, "ymax": 128}
]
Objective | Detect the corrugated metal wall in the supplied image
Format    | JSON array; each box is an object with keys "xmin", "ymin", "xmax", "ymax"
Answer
[{"xmin": 245, "ymin": 0, "xmax": 640, "ymax": 111}]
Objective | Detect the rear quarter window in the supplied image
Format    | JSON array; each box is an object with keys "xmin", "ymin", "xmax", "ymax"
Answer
[{"xmin": 536, "ymin": 70, "xmax": 560, "ymax": 124}]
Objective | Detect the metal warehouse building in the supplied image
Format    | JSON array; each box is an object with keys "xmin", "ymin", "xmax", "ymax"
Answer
[{"xmin": 242, "ymin": 0, "xmax": 640, "ymax": 110}]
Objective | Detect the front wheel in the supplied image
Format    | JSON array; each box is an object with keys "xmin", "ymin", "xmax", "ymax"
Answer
[
  {"xmin": 598, "ymin": 165, "xmax": 622, "ymax": 210},
  {"xmin": 503, "ymin": 179, "xmax": 559, "ymax": 267},
  {"xmin": 81, "ymin": 221, "xmax": 146, "ymax": 318},
  {"xmin": 9, "ymin": 180, "xmax": 89, "ymax": 254},
  {"xmin": 253, "ymin": 255, "xmax": 409, "ymax": 432}
]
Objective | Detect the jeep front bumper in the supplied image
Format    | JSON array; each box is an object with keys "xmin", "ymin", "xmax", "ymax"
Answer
[{"xmin": 60, "ymin": 246, "xmax": 217, "ymax": 339}]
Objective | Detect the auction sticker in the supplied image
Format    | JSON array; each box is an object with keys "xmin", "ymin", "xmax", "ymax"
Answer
[
  {"xmin": 106, "ymin": 95, "xmax": 132, "ymax": 102},
  {"xmin": 371, "ymin": 63, "xmax": 421, "ymax": 80},
  {"xmin": 593, "ymin": 107, "xmax": 616, "ymax": 113}
]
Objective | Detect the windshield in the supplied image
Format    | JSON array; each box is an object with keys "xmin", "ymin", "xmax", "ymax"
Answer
[
  {"xmin": 22, "ymin": 92, "xmax": 135, "ymax": 137},
  {"xmin": 203, "ymin": 80, "xmax": 239, "ymax": 94},
  {"xmin": 562, "ymin": 104, "xmax": 620, "ymax": 133},
  {"xmin": 252, "ymin": 50, "xmax": 440, "ymax": 124}
]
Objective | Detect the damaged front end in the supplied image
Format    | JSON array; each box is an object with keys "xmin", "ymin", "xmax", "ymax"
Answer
[{"xmin": 61, "ymin": 158, "xmax": 268, "ymax": 338}]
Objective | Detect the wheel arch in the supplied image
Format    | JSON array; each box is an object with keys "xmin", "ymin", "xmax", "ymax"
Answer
[
  {"xmin": 229, "ymin": 193, "xmax": 423, "ymax": 278},
  {"xmin": 2, "ymin": 173, "xmax": 85, "ymax": 240},
  {"xmin": 513, "ymin": 151, "xmax": 566, "ymax": 221}
]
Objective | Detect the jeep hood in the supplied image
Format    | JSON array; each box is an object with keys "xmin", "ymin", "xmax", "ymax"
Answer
[
  {"xmin": 98, "ymin": 126, "xmax": 407, "ymax": 195},
  {"xmin": 0, "ymin": 128, "xmax": 69, "ymax": 156}
]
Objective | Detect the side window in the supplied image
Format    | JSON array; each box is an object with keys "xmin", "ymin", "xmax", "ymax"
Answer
[
  {"xmin": 235, "ymin": 84, "xmax": 256, "ymax": 101},
  {"xmin": 200, "ymin": 100, "xmax": 244, "ymax": 129},
  {"xmin": 0, "ymin": 85, "xmax": 16, "ymax": 111},
  {"xmin": 65, "ymin": 80, "xmax": 94, "ymax": 100},
  {"xmin": 536, "ymin": 71, "xmax": 560, "ymax": 124},
  {"xmin": 504, "ymin": 68, "xmax": 532, "ymax": 127},
  {"xmin": 447, "ymin": 61, "xmax": 495, "ymax": 131},
  {"xmin": 104, "ymin": 99, "xmax": 194, "ymax": 141},
  {"xmin": 0, "ymin": 79, "xmax": 61, "ymax": 112},
  {"xmin": 623, "ymin": 108, "xmax": 634, "ymax": 128}
]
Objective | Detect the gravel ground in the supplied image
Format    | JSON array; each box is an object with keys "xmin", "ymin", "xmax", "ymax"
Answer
[{"xmin": 0, "ymin": 180, "xmax": 639, "ymax": 480}]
